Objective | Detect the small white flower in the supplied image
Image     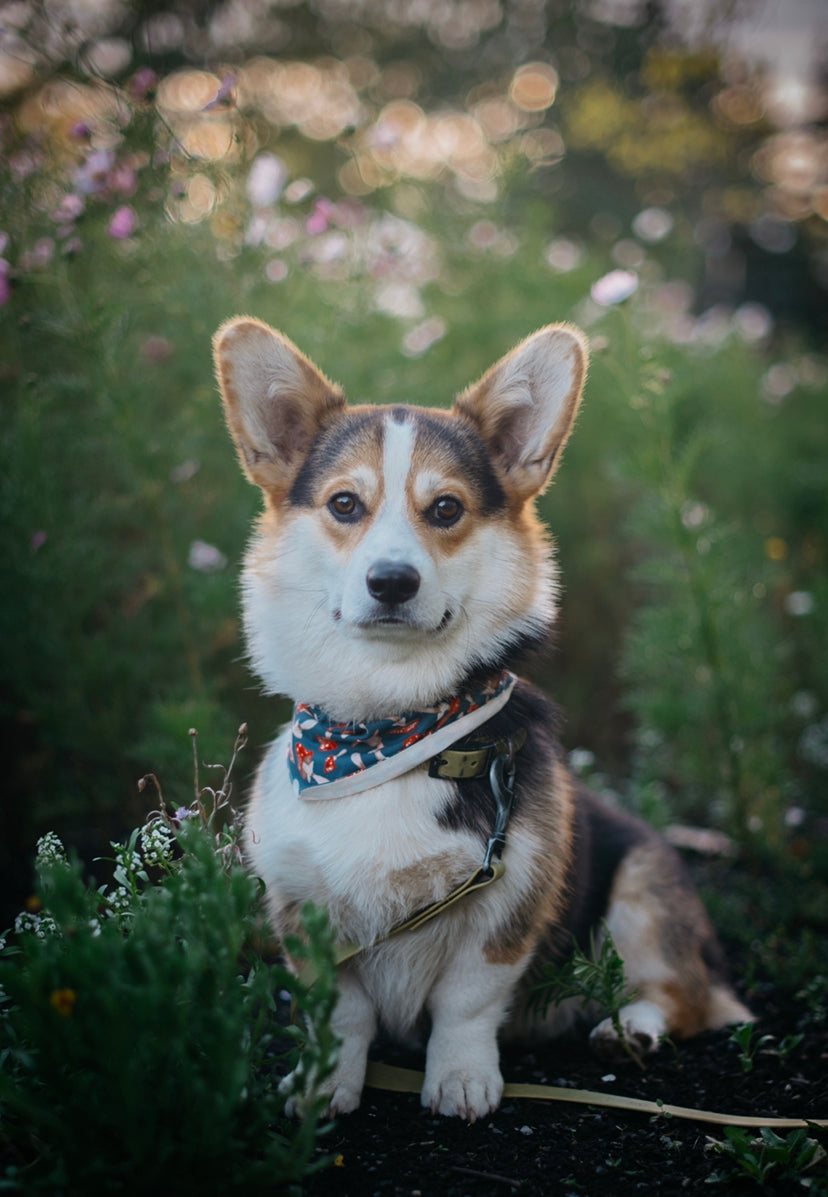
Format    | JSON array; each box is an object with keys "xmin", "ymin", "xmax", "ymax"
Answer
[
  {"xmin": 141, "ymin": 821, "xmax": 174, "ymax": 868},
  {"xmin": 36, "ymin": 831, "xmax": 67, "ymax": 866},
  {"xmin": 188, "ymin": 540, "xmax": 228, "ymax": 572},
  {"xmin": 632, "ymin": 206, "xmax": 674, "ymax": 244},
  {"xmin": 590, "ymin": 269, "xmax": 639, "ymax": 306},
  {"xmin": 246, "ymin": 153, "xmax": 288, "ymax": 208},
  {"xmin": 569, "ymin": 748, "xmax": 596, "ymax": 774},
  {"xmin": 544, "ymin": 237, "xmax": 584, "ymax": 273},
  {"xmin": 14, "ymin": 912, "xmax": 58, "ymax": 938},
  {"xmin": 785, "ymin": 590, "xmax": 815, "ymax": 617},
  {"xmin": 106, "ymin": 886, "xmax": 132, "ymax": 917}
]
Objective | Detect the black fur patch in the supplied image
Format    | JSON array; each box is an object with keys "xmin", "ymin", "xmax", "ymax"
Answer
[
  {"xmin": 411, "ymin": 411, "xmax": 506, "ymax": 516},
  {"xmin": 435, "ymin": 680, "xmax": 563, "ymax": 844},
  {"xmin": 288, "ymin": 409, "xmax": 383, "ymax": 507}
]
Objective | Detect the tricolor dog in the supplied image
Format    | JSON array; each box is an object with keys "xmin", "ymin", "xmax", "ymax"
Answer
[{"xmin": 213, "ymin": 317, "xmax": 751, "ymax": 1121}]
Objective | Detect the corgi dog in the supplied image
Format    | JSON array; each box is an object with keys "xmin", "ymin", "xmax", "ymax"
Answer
[{"xmin": 213, "ymin": 316, "xmax": 751, "ymax": 1122}]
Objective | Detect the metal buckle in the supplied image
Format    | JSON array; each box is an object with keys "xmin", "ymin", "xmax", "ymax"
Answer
[{"xmin": 481, "ymin": 738, "xmax": 517, "ymax": 875}]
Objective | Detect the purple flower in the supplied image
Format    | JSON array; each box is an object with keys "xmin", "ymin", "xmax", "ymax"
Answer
[
  {"xmin": 0, "ymin": 265, "xmax": 11, "ymax": 307},
  {"xmin": 107, "ymin": 206, "xmax": 138, "ymax": 240},
  {"xmin": 203, "ymin": 74, "xmax": 236, "ymax": 111},
  {"xmin": 129, "ymin": 67, "xmax": 158, "ymax": 102}
]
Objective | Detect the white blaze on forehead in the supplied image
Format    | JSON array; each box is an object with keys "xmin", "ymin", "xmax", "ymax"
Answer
[{"xmin": 381, "ymin": 414, "xmax": 416, "ymax": 516}]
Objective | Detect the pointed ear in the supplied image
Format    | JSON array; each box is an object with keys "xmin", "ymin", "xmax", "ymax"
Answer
[
  {"xmin": 453, "ymin": 324, "xmax": 588, "ymax": 500},
  {"xmin": 213, "ymin": 317, "xmax": 345, "ymax": 494}
]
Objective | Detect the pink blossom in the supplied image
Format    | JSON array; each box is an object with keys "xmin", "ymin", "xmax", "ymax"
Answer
[
  {"xmin": 109, "ymin": 163, "xmax": 138, "ymax": 196},
  {"xmin": 590, "ymin": 269, "xmax": 639, "ymax": 306},
  {"xmin": 107, "ymin": 206, "xmax": 138, "ymax": 239},
  {"xmin": 141, "ymin": 336, "xmax": 173, "ymax": 363},
  {"xmin": 0, "ymin": 261, "xmax": 11, "ymax": 307},
  {"xmin": 51, "ymin": 193, "xmax": 85, "ymax": 224},
  {"xmin": 31, "ymin": 530, "xmax": 47, "ymax": 552},
  {"xmin": 20, "ymin": 239, "xmax": 55, "ymax": 271},
  {"xmin": 306, "ymin": 198, "xmax": 335, "ymax": 235}
]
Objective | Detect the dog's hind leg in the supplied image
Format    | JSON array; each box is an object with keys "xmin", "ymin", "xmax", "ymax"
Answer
[{"xmin": 589, "ymin": 842, "xmax": 752, "ymax": 1061}]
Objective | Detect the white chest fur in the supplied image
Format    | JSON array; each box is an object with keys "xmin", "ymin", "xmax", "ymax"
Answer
[{"xmin": 244, "ymin": 729, "xmax": 486, "ymax": 948}]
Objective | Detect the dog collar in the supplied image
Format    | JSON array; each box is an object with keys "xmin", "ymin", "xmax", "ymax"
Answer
[{"xmin": 287, "ymin": 670, "xmax": 517, "ymax": 800}]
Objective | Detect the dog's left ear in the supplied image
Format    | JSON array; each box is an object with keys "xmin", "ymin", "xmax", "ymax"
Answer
[{"xmin": 453, "ymin": 324, "xmax": 588, "ymax": 500}]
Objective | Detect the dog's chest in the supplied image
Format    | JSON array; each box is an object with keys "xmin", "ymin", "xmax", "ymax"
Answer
[{"xmin": 246, "ymin": 731, "xmax": 483, "ymax": 944}]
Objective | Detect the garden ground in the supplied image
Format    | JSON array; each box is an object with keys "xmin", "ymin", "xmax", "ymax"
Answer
[
  {"xmin": 301, "ymin": 979, "xmax": 827, "ymax": 1195},
  {"xmin": 296, "ymin": 853, "xmax": 828, "ymax": 1196}
]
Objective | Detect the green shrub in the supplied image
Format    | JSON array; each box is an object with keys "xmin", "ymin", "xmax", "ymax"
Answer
[{"xmin": 0, "ymin": 757, "xmax": 339, "ymax": 1195}]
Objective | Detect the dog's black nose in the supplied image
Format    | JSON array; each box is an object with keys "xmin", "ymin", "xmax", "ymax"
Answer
[{"xmin": 366, "ymin": 560, "xmax": 421, "ymax": 605}]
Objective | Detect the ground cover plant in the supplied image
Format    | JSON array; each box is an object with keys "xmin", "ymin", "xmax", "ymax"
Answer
[{"xmin": 1, "ymin": 1, "xmax": 827, "ymax": 1191}]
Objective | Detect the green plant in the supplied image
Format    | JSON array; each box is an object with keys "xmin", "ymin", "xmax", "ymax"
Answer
[
  {"xmin": 531, "ymin": 925, "xmax": 643, "ymax": 1066},
  {"xmin": 797, "ymin": 976, "xmax": 828, "ymax": 1031},
  {"xmin": 0, "ymin": 737, "xmax": 340, "ymax": 1195},
  {"xmin": 728, "ymin": 1022, "xmax": 776, "ymax": 1074},
  {"xmin": 705, "ymin": 1126, "xmax": 827, "ymax": 1189}
]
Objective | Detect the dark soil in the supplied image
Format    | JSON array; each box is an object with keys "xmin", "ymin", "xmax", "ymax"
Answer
[
  {"xmin": 296, "ymin": 851, "xmax": 828, "ymax": 1197},
  {"xmin": 300, "ymin": 985, "xmax": 828, "ymax": 1196}
]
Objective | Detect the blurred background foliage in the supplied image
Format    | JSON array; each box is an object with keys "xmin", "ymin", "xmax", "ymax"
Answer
[{"xmin": 1, "ymin": 0, "xmax": 827, "ymax": 923}]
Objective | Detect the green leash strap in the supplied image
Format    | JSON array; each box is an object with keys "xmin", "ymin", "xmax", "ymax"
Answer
[
  {"xmin": 364, "ymin": 1061, "xmax": 828, "ymax": 1130},
  {"xmin": 297, "ymin": 862, "xmax": 505, "ymax": 989}
]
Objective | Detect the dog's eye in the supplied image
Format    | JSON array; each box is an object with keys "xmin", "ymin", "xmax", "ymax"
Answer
[
  {"xmin": 427, "ymin": 495, "xmax": 463, "ymax": 526},
  {"xmin": 328, "ymin": 492, "xmax": 363, "ymax": 521}
]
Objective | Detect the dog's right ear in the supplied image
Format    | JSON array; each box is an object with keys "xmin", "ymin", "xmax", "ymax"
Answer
[{"xmin": 213, "ymin": 317, "xmax": 345, "ymax": 495}]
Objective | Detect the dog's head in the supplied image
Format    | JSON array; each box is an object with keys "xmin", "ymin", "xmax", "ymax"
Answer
[{"xmin": 214, "ymin": 318, "xmax": 587, "ymax": 720}]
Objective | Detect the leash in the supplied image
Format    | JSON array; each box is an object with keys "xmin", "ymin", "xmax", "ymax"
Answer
[
  {"xmin": 297, "ymin": 729, "xmax": 524, "ymax": 989},
  {"xmin": 364, "ymin": 1061, "xmax": 828, "ymax": 1130}
]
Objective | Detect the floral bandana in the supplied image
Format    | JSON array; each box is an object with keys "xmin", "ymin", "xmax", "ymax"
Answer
[{"xmin": 287, "ymin": 669, "xmax": 518, "ymax": 800}]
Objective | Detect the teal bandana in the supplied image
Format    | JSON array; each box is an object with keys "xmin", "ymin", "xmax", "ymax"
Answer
[{"xmin": 287, "ymin": 670, "xmax": 517, "ymax": 800}]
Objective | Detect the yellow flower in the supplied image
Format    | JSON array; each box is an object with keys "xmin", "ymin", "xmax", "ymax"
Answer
[
  {"xmin": 49, "ymin": 988, "xmax": 77, "ymax": 1017},
  {"xmin": 334, "ymin": 1154, "xmax": 345, "ymax": 1168}
]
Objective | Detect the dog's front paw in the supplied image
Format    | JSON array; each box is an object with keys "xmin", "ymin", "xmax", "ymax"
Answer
[
  {"xmin": 280, "ymin": 1066, "xmax": 364, "ymax": 1119},
  {"xmin": 421, "ymin": 1065, "xmax": 504, "ymax": 1121},
  {"xmin": 589, "ymin": 999, "xmax": 667, "ymax": 1063}
]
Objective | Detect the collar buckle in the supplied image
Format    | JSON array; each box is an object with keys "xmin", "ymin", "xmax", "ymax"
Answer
[{"xmin": 427, "ymin": 726, "xmax": 527, "ymax": 780}]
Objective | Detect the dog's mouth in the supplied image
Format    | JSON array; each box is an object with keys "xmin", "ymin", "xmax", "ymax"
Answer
[{"xmin": 334, "ymin": 608, "xmax": 454, "ymax": 635}]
